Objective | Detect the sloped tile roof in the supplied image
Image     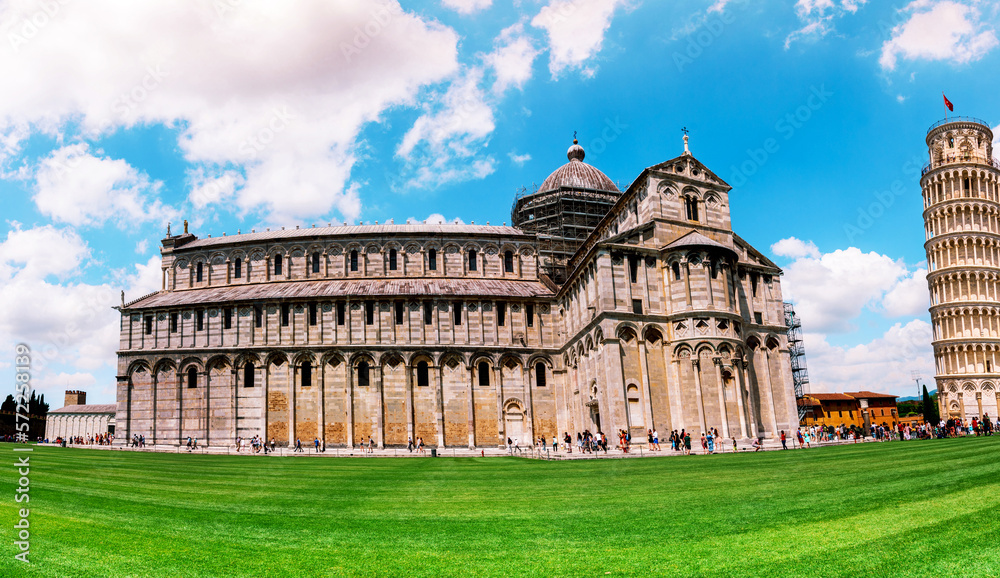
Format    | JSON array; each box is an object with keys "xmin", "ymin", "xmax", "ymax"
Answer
[
  {"xmin": 177, "ymin": 224, "xmax": 529, "ymax": 250},
  {"xmin": 126, "ymin": 278, "xmax": 555, "ymax": 309},
  {"xmin": 50, "ymin": 404, "xmax": 117, "ymax": 414}
]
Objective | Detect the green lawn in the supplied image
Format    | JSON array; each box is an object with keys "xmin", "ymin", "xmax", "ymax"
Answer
[{"xmin": 2, "ymin": 438, "xmax": 999, "ymax": 577}]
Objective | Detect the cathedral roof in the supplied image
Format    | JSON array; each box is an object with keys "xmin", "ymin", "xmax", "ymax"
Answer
[
  {"xmin": 665, "ymin": 230, "xmax": 736, "ymax": 256},
  {"xmin": 175, "ymin": 224, "xmax": 528, "ymax": 250},
  {"xmin": 50, "ymin": 404, "xmax": 117, "ymax": 414},
  {"xmin": 124, "ymin": 278, "xmax": 555, "ymax": 310},
  {"xmin": 537, "ymin": 140, "xmax": 620, "ymax": 194}
]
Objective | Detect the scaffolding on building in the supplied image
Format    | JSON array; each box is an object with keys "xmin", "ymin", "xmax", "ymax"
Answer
[
  {"xmin": 784, "ymin": 302, "xmax": 810, "ymax": 420},
  {"xmin": 511, "ymin": 186, "xmax": 621, "ymax": 284}
]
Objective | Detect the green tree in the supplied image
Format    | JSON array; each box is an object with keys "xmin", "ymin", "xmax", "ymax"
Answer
[{"xmin": 922, "ymin": 385, "xmax": 940, "ymax": 424}]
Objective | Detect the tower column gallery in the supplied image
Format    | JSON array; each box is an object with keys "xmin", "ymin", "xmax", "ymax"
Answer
[{"xmin": 922, "ymin": 117, "xmax": 1000, "ymax": 420}]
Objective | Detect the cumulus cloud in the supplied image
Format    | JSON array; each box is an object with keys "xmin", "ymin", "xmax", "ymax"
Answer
[
  {"xmin": 441, "ymin": 0, "xmax": 492, "ymax": 14},
  {"xmin": 0, "ymin": 225, "xmax": 162, "ymax": 401},
  {"xmin": 407, "ymin": 214, "xmax": 465, "ymax": 224},
  {"xmin": 0, "ymin": 0, "xmax": 459, "ymax": 223},
  {"xmin": 804, "ymin": 320, "xmax": 934, "ymax": 397},
  {"xmin": 880, "ymin": 1, "xmax": 998, "ymax": 71},
  {"xmin": 32, "ymin": 144, "xmax": 176, "ymax": 229},
  {"xmin": 396, "ymin": 67, "xmax": 497, "ymax": 189},
  {"xmin": 785, "ymin": 0, "xmax": 868, "ymax": 48},
  {"xmin": 771, "ymin": 237, "xmax": 820, "ymax": 260},
  {"xmin": 486, "ymin": 23, "xmax": 539, "ymax": 94},
  {"xmin": 775, "ymin": 240, "xmax": 926, "ymax": 332},
  {"xmin": 531, "ymin": 0, "xmax": 628, "ymax": 77},
  {"xmin": 509, "ymin": 151, "xmax": 532, "ymax": 166}
]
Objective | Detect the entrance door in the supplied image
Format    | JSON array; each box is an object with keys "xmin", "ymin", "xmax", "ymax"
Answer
[{"xmin": 505, "ymin": 412, "xmax": 523, "ymax": 445}]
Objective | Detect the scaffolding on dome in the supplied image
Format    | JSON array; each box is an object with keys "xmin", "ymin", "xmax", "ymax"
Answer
[
  {"xmin": 784, "ymin": 302, "xmax": 810, "ymax": 421},
  {"xmin": 511, "ymin": 186, "xmax": 620, "ymax": 284}
]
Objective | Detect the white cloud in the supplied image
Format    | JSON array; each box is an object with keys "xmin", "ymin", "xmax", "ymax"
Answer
[
  {"xmin": 770, "ymin": 237, "xmax": 820, "ymax": 259},
  {"xmin": 882, "ymin": 268, "xmax": 929, "ymax": 318},
  {"xmin": 785, "ymin": 0, "xmax": 868, "ymax": 48},
  {"xmin": 0, "ymin": 1, "xmax": 459, "ymax": 223},
  {"xmin": 0, "ymin": 224, "xmax": 89, "ymax": 281},
  {"xmin": 707, "ymin": 0, "xmax": 732, "ymax": 14},
  {"xmin": 880, "ymin": 1, "xmax": 998, "ymax": 71},
  {"xmin": 396, "ymin": 67, "xmax": 497, "ymax": 189},
  {"xmin": 0, "ymin": 226, "xmax": 162, "ymax": 401},
  {"xmin": 135, "ymin": 239, "xmax": 149, "ymax": 255},
  {"xmin": 776, "ymin": 242, "xmax": 926, "ymax": 333},
  {"xmin": 804, "ymin": 320, "xmax": 935, "ymax": 397},
  {"xmin": 531, "ymin": 0, "xmax": 628, "ymax": 77},
  {"xmin": 32, "ymin": 144, "xmax": 176, "ymax": 229},
  {"xmin": 407, "ymin": 213, "xmax": 466, "ymax": 224},
  {"xmin": 441, "ymin": 0, "xmax": 492, "ymax": 14},
  {"xmin": 486, "ymin": 23, "xmax": 539, "ymax": 94},
  {"xmin": 509, "ymin": 151, "xmax": 532, "ymax": 165}
]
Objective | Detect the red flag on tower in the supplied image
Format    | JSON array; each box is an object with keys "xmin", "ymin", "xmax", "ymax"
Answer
[{"xmin": 943, "ymin": 93, "xmax": 954, "ymax": 112}]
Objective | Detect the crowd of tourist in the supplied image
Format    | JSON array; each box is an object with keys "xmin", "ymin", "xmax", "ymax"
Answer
[{"xmin": 45, "ymin": 433, "xmax": 115, "ymax": 446}]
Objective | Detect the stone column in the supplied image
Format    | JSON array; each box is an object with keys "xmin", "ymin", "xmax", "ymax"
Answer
[
  {"xmin": 262, "ymin": 362, "xmax": 269, "ymax": 442},
  {"xmin": 376, "ymin": 363, "xmax": 384, "ymax": 449},
  {"xmin": 667, "ymin": 356, "xmax": 685, "ymax": 432},
  {"xmin": 761, "ymin": 352, "xmax": 779, "ymax": 436},
  {"xmin": 692, "ymin": 358, "xmax": 707, "ymax": 434},
  {"xmin": 287, "ymin": 361, "xmax": 295, "ymax": 447},
  {"xmin": 346, "ymin": 360, "xmax": 354, "ymax": 448},
  {"xmin": 231, "ymin": 367, "xmax": 238, "ymax": 443},
  {"xmin": 713, "ymin": 357, "xmax": 729, "ymax": 438},
  {"xmin": 177, "ymin": 370, "xmax": 184, "ymax": 445},
  {"xmin": 976, "ymin": 391, "xmax": 983, "ymax": 419},
  {"xmin": 637, "ymin": 337, "xmax": 653, "ymax": 432},
  {"xmin": 467, "ymin": 365, "xmax": 476, "ymax": 449},
  {"xmin": 523, "ymin": 362, "xmax": 535, "ymax": 444},
  {"xmin": 732, "ymin": 362, "xmax": 748, "ymax": 438},
  {"xmin": 405, "ymin": 364, "xmax": 414, "ymax": 443},
  {"xmin": 318, "ymin": 360, "xmax": 325, "ymax": 445},
  {"xmin": 204, "ymin": 368, "xmax": 211, "ymax": 446},
  {"xmin": 435, "ymin": 364, "xmax": 446, "ymax": 448},
  {"xmin": 151, "ymin": 373, "xmax": 158, "ymax": 444},
  {"xmin": 496, "ymin": 364, "xmax": 505, "ymax": 446}
]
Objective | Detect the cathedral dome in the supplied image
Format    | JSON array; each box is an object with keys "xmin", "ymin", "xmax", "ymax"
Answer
[{"xmin": 538, "ymin": 140, "xmax": 620, "ymax": 194}]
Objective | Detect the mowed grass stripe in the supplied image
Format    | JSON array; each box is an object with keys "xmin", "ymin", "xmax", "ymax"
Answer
[{"xmin": 2, "ymin": 438, "xmax": 999, "ymax": 576}]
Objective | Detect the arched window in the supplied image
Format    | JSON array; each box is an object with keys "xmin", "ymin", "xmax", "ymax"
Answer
[
  {"xmin": 357, "ymin": 361, "xmax": 370, "ymax": 387},
  {"xmin": 311, "ymin": 252, "xmax": 320, "ymax": 273},
  {"xmin": 389, "ymin": 248, "xmax": 398, "ymax": 271},
  {"xmin": 274, "ymin": 254, "xmax": 282, "ymax": 275},
  {"xmin": 478, "ymin": 361, "xmax": 490, "ymax": 386},
  {"xmin": 535, "ymin": 363, "xmax": 546, "ymax": 387},
  {"xmin": 468, "ymin": 249, "xmax": 478, "ymax": 271},
  {"xmin": 428, "ymin": 248, "xmax": 437, "ymax": 271},
  {"xmin": 301, "ymin": 360, "xmax": 312, "ymax": 388},
  {"xmin": 196, "ymin": 262, "xmax": 203, "ymax": 282},
  {"xmin": 243, "ymin": 362, "xmax": 254, "ymax": 388},
  {"xmin": 350, "ymin": 250, "xmax": 358, "ymax": 272},
  {"xmin": 504, "ymin": 250, "xmax": 514, "ymax": 273},
  {"xmin": 187, "ymin": 367, "xmax": 197, "ymax": 389},
  {"xmin": 685, "ymin": 197, "xmax": 699, "ymax": 221},
  {"xmin": 672, "ymin": 262, "xmax": 681, "ymax": 281},
  {"xmin": 417, "ymin": 361, "xmax": 429, "ymax": 387},
  {"xmin": 234, "ymin": 258, "xmax": 242, "ymax": 279}
]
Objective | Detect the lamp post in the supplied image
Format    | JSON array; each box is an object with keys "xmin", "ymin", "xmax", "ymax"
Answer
[{"xmin": 911, "ymin": 370, "xmax": 922, "ymax": 400}]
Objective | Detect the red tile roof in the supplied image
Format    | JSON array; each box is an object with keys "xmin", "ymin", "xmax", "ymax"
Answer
[
  {"xmin": 844, "ymin": 391, "xmax": 899, "ymax": 399},
  {"xmin": 805, "ymin": 393, "xmax": 856, "ymax": 401}
]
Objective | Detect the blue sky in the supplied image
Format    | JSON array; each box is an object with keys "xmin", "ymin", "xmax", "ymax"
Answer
[{"xmin": 1, "ymin": 0, "xmax": 998, "ymax": 404}]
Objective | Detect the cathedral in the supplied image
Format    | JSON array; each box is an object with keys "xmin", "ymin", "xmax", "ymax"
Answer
[{"xmin": 115, "ymin": 135, "xmax": 799, "ymax": 448}]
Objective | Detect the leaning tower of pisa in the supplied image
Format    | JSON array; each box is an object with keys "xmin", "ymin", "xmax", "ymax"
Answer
[{"xmin": 922, "ymin": 117, "xmax": 1000, "ymax": 421}]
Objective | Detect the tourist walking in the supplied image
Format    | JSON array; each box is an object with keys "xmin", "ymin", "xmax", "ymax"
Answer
[{"xmin": 780, "ymin": 430, "xmax": 787, "ymax": 450}]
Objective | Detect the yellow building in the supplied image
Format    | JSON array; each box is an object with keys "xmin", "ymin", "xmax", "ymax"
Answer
[{"xmin": 798, "ymin": 392, "xmax": 899, "ymax": 429}]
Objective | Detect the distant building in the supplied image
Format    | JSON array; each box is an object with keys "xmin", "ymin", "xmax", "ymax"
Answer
[
  {"xmin": 47, "ymin": 390, "xmax": 116, "ymax": 440},
  {"xmin": 798, "ymin": 391, "xmax": 899, "ymax": 429}
]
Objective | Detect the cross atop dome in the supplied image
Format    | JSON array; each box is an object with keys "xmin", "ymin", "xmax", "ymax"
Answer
[{"xmin": 682, "ymin": 127, "xmax": 691, "ymax": 156}]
